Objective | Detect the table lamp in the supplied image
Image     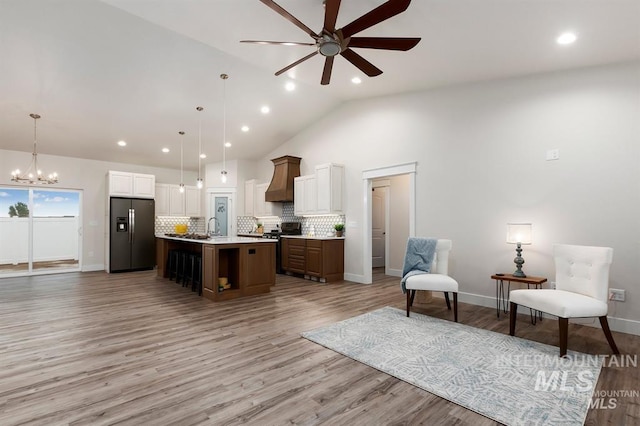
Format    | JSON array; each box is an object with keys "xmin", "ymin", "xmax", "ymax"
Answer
[{"xmin": 506, "ymin": 223, "xmax": 532, "ymax": 277}]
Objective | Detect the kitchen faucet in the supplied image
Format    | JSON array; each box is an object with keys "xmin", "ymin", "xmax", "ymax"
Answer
[{"xmin": 207, "ymin": 217, "xmax": 221, "ymax": 236}]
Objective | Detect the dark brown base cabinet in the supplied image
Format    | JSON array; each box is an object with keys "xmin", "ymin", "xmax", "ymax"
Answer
[
  {"xmin": 156, "ymin": 238, "xmax": 275, "ymax": 302},
  {"xmin": 202, "ymin": 243, "xmax": 275, "ymax": 301},
  {"xmin": 281, "ymin": 237, "xmax": 344, "ymax": 282}
]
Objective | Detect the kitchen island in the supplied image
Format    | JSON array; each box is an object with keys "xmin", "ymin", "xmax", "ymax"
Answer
[{"xmin": 156, "ymin": 235, "xmax": 276, "ymax": 302}]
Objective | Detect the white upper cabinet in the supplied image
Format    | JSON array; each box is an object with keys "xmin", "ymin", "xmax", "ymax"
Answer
[
  {"xmin": 155, "ymin": 184, "xmax": 170, "ymax": 216},
  {"xmin": 185, "ymin": 186, "xmax": 201, "ymax": 217},
  {"xmin": 155, "ymin": 183, "xmax": 202, "ymax": 217},
  {"xmin": 108, "ymin": 171, "xmax": 155, "ymax": 198},
  {"xmin": 294, "ymin": 175, "xmax": 316, "ymax": 216},
  {"xmin": 245, "ymin": 180, "xmax": 282, "ymax": 218},
  {"xmin": 315, "ymin": 163, "xmax": 343, "ymax": 214},
  {"xmin": 169, "ymin": 185, "xmax": 185, "ymax": 216},
  {"xmin": 244, "ymin": 179, "xmax": 256, "ymax": 217},
  {"xmin": 294, "ymin": 164, "xmax": 343, "ymax": 216},
  {"xmin": 254, "ymin": 182, "xmax": 282, "ymax": 217}
]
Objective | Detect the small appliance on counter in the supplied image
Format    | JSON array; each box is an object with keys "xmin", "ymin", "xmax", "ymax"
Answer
[{"xmin": 263, "ymin": 222, "xmax": 302, "ymax": 274}]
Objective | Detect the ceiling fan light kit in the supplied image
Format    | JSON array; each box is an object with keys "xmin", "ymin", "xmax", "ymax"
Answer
[{"xmin": 242, "ymin": 0, "xmax": 421, "ymax": 85}]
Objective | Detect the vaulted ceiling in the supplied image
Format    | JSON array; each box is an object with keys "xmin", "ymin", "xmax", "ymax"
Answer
[{"xmin": 1, "ymin": 0, "xmax": 638, "ymax": 170}]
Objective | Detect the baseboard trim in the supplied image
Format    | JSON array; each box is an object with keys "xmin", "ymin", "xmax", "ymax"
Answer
[
  {"xmin": 82, "ymin": 264, "xmax": 104, "ymax": 272},
  {"xmin": 430, "ymin": 291, "xmax": 640, "ymax": 336},
  {"xmin": 344, "ymin": 273, "xmax": 368, "ymax": 284},
  {"xmin": 387, "ymin": 268, "xmax": 402, "ymax": 277}
]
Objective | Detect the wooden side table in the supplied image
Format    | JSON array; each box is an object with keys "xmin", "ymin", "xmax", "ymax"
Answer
[{"xmin": 491, "ymin": 274, "xmax": 547, "ymax": 324}]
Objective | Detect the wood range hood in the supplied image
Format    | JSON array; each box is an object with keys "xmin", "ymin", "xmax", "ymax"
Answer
[{"xmin": 265, "ymin": 155, "xmax": 301, "ymax": 202}]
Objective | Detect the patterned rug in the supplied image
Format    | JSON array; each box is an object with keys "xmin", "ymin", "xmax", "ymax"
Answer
[{"xmin": 302, "ymin": 306, "xmax": 602, "ymax": 426}]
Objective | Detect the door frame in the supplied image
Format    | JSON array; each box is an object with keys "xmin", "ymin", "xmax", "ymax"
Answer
[
  {"xmin": 206, "ymin": 187, "xmax": 237, "ymax": 236},
  {"xmin": 362, "ymin": 162, "xmax": 416, "ymax": 284},
  {"xmin": 0, "ymin": 185, "xmax": 83, "ymax": 277}
]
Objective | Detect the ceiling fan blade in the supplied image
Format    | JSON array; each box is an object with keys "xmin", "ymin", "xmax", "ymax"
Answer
[
  {"xmin": 341, "ymin": 0, "xmax": 411, "ymax": 38},
  {"xmin": 340, "ymin": 48, "xmax": 382, "ymax": 77},
  {"xmin": 323, "ymin": 0, "xmax": 342, "ymax": 33},
  {"xmin": 241, "ymin": 40, "xmax": 315, "ymax": 47},
  {"xmin": 348, "ymin": 37, "xmax": 420, "ymax": 51},
  {"xmin": 321, "ymin": 57, "xmax": 335, "ymax": 85},
  {"xmin": 275, "ymin": 51, "xmax": 319, "ymax": 76},
  {"xmin": 259, "ymin": 0, "xmax": 318, "ymax": 39}
]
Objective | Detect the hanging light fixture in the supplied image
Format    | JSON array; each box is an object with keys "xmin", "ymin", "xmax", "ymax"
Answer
[
  {"xmin": 196, "ymin": 106, "xmax": 204, "ymax": 189},
  {"xmin": 179, "ymin": 131, "xmax": 185, "ymax": 193},
  {"xmin": 220, "ymin": 73, "xmax": 229, "ymax": 183},
  {"xmin": 11, "ymin": 113, "xmax": 58, "ymax": 184}
]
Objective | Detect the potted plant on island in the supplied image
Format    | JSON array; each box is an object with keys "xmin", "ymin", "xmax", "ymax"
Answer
[
  {"xmin": 334, "ymin": 223, "xmax": 345, "ymax": 237},
  {"xmin": 256, "ymin": 222, "xmax": 264, "ymax": 234}
]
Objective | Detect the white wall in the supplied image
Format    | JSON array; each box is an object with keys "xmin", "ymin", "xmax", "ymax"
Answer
[
  {"xmin": 259, "ymin": 61, "xmax": 640, "ymax": 326},
  {"xmin": 0, "ymin": 150, "xmax": 196, "ymax": 271}
]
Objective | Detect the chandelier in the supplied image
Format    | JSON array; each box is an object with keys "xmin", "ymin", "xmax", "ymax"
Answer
[{"xmin": 11, "ymin": 113, "xmax": 58, "ymax": 184}]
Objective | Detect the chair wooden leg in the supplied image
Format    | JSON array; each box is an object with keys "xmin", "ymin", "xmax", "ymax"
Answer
[
  {"xmin": 453, "ymin": 293, "xmax": 458, "ymax": 322},
  {"xmin": 409, "ymin": 290, "xmax": 416, "ymax": 307},
  {"xmin": 599, "ymin": 316, "xmax": 620, "ymax": 355},
  {"xmin": 406, "ymin": 290, "xmax": 411, "ymax": 317},
  {"xmin": 444, "ymin": 292, "xmax": 451, "ymax": 310},
  {"xmin": 509, "ymin": 302, "xmax": 518, "ymax": 336},
  {"xmin": 559, "ymin": 317, "xmax": 569, "ymax": 357}
]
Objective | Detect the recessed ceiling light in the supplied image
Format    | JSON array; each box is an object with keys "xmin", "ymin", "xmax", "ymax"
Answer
[
  {"xmin": 117, "ymin": 140, "xmax": 127, "ymax": 147},
  {"xmin": 199, "ymin": 153, "xmax": 207, "ymax": 159},
  {"xmin": 225, "ymin": 142, "xmax": 232, "ymax": 148},
  {"xmin": 556, "ymin": 32, "xmax": 577, "ymax": 45},
  {"xmin": 241, "ymin": 125, "xmax": 250, "ymax": 132},
  {"xmin": 285, "ymin": 81, "xmax": 296, "ymax": 91},
  {"xmin": 351, "ymin": 77, "xmax": 362, "ymax": 84},
  {"xmin": 162, "ymin": 148, "xmax": 170, "ymax": 153},
  {"xmin": 261, "ymin": 105, "xmax": 270, "ymax": 114}
]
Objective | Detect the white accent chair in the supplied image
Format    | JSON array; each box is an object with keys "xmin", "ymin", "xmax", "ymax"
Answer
[
  {"xmin": 405, "ymin": 239, "xmax": 459, "ymax": 322},
  {"xmin": 509, "ymin": 244, "xmax": 620, "ymax": 357}
]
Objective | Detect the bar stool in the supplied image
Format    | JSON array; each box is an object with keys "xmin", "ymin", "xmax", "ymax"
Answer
[
  {"xmin": 167, "ymin": 249, "xmax": 180, "ymax": 281},
  {"xmin": 191, "ymin": 254, "xmax": 202, "ymax": 295},
  {"xmin": 176, "ymin": 251, "xmax": 190, "ymax": 285}
]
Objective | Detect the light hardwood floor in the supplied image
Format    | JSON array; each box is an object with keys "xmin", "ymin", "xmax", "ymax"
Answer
[{"xmin": 0, "ymin": 270, "xmax": 638, "ymax": 425}]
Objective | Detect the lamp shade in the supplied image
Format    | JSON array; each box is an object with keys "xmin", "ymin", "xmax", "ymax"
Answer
[{"xmin": 506, "ymin": 223, "xmax": 532, "ymax": 245}]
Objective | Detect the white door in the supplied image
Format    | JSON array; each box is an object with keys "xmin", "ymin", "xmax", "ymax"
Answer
[
  {"xmin": 207, "ymin": 191, "xmax": 235, "ymax": 236},
  {"xmin": 371, "ymin": 186, "xmax": 387, "ymax": 268}
]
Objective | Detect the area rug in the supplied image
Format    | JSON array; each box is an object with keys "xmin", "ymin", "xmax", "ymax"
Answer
[{"xmin": 301, "ymin": 307, "xmax": 602, "ymax": 426}]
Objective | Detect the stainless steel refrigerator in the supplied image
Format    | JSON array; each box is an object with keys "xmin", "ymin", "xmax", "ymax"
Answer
[{"xmin": 109, "ymin": 197, "xmax": 156, "ymax": 272}]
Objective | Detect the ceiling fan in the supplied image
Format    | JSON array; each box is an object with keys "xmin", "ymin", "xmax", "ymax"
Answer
[{"xmin": 241, "ymin": 0, "xmax": 421, "ymax": 85}]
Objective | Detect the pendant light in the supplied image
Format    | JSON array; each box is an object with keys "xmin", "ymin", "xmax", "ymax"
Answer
[
  {"xmin": 11, "ymin": 113, "xmax": 58, "ymax": 184},
  {"xmin": 196, "ymin": 106, "xmax": 204, "ymax": 189},
  {"xmin": 220, "ymin": 73, "xmax": 228, "ymax": 183},
  {"xmin": 178, "ymin": 131, "xmax": 185, "ymax": 193}
]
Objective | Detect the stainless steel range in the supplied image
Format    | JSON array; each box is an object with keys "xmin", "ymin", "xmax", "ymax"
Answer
[{"xmin": 263, "ymin": 222, "xmax": 301, "ymax": 274}]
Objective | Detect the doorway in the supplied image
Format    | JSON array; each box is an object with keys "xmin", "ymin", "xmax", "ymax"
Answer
[
  {"xmin": 0, "ymin": 186, "xmax": 82, "ymax": 276},
  {"xmin": 207, "ymin": 189, "xmax": 236, "ymax": 236},
  {"xmin": 371, "ymin": 182, "xmax": 389, "ymax": 269},
  {"xmin": 362, "ymin": 163, "xmax": 416, "ymax": 284}
]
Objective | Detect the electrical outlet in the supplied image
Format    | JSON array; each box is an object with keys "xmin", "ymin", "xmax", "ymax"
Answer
[
  {"xmin": 546, "ymin": 149, "xmax": 560, "ymax": 161},
  {"xmin": 550, "ymin": 281, "xmax": 556, "ymax": 289},
  {"xmin": 609, "ymin": 289, "xmax": 625, "ymax": 302}
]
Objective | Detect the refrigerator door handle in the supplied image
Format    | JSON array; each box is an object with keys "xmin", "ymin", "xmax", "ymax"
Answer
[{"xmin": 129, "ymin": 208, "xmax": 134, "ymax": 243}]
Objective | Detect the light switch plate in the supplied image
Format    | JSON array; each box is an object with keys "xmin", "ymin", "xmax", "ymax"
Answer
[{"xmin": 546, "ymin": 149, "xmax": 560, "ymax": 161}]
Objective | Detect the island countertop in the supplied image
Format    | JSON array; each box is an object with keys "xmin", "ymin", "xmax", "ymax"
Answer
[{"xmin": 156, "ymin": 235, "xmax": 276, "ymax": 245}]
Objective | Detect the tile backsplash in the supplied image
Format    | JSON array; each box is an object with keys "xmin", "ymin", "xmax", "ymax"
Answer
[
  {"xmin": 237, "ymin": 202, "xmax": 346, "ymax": 237},
  {"xmin": 155, "ymin": 216, "xmax": 205, "ymax": 235}
]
